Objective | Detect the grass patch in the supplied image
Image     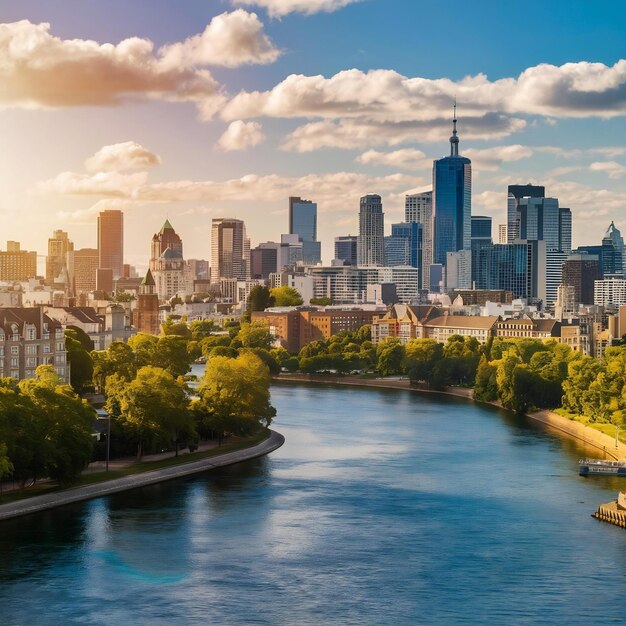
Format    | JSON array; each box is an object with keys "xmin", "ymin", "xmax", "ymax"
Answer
[{"xmin": 0, "ymin": 430, "xmax": 269, "ymax": 505}]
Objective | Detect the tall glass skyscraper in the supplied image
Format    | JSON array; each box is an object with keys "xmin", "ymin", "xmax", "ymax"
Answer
[
  {"xmin": 432, "ymin": 109, "xmax": 472, "ymax": 267},
  {"xmin": 289, "ymin": 196, "xmax": 321, "ymax": 265},
  {"xmin": 506, "ymin": 184, "xmax": 545, "ymax": 243},
  {"xmin": 405, "ymin": 191, "xmax": 432, "ymax": 289},
  {"xmin": 357, "ymin": 194, "xmax": 384, "ymax": 266}
]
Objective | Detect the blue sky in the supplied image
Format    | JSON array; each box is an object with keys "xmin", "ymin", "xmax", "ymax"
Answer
[{"xmin": 0, "ymin": 0, "xmax": 625, "ymax": 268}]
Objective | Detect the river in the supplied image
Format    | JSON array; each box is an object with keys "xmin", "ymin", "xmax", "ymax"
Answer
[{"xmin": 0, "ymin": 383, "xmax": 624, "ymax": 625}]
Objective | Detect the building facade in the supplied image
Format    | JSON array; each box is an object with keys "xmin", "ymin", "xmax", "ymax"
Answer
[
  {"xmin": 357, "ymin": 194, "xmax": 384, "ymax": 266},
  {"xmin": 0, "ymin": 242, "xmax": 37, "ymax": 281},
  {"xmin": 405, "ymin": 191, "xmax": 433, "ymax": 289},
  {"xmin": 97, "ymin": 210, "xmax": 124, "ymax": 280},
  {"xmin": 46, "ymin": 230, "xmax": 74, "ymax": 284},
  {"xmin": 334, "ymin": 236, "xmax": 358, "ymax": 266},
  {"xmin": 211, "ymin": 218, "xmax": 250, "ymax": 283}
]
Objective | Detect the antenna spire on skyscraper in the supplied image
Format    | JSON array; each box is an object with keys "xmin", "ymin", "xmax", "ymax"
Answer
[{"xmin": 450, "ymin": 99, "xmax": 459, "ymax": 157}]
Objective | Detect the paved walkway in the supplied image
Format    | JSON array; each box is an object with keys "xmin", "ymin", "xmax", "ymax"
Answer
[{"xmin": 0, "ymin": 430, "xmax": 285, "ymax": 522}]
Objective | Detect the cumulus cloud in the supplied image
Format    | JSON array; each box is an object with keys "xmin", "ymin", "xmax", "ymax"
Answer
[
  {"xmin": 84, "ymin": 141, "xmax": 161, "ymax": 172},
  {"xmin": 218, "ymin": 120, "xmax": 266, "ymax": 151},
  {"xmin": 233, "ymin": 0, "xmax": 362, "ymax": 16},
  {"xmin": 589, "ymin": 161, "xmax": 626, "ymax": 179},
  {"xmin": 281, "ymin": 115, "xmax": 525, "ymax": 152},
  {"xmin": 463, "ymin": 144, "xmax": 534, "ymax": 170},
  {"xmin": 0, "ymin": 12, "xmax": 278, "ymax": 112},
  {"xmin": 159, "ymin": 10, "xmax": 280, "ymax": 69},
  {"xmin": 38, "ymin": 170, "xmax": 148, "ymax": 198},
  {"xmin": 356, "ymin": 148, "xmax": 430, "ymax": 170},
  {"xmin": 57, "ymin": 199, "xmax": 131, "ymax": 223}
]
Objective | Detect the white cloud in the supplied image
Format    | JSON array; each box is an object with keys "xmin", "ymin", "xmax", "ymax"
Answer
[
  {"xmin": 57, "ymin": 199, "xmax": 131, "ymax": 223},
  {"xmin": 84, "ymin": 141, "xmax": 161, "ymax": 172},
  {"xmin": 356, "ymin": 148, "xmax": 430, "ymax": 170},
  {"xmin": 159, "ymin": 10, "xmax": 280, "ymax": 69},
  {"xmin": 281, "ymin": 115, "xmax": 525, "ymax": 152},
  {"xmin": 233, "ymin": 0, "xmax": 361, "ymax": 16},
  {"xmin": 0, "ymin": 13, "xmax": 279, "ymax": 113},
  {"xmin": 589, "ymin": 161, "xmax": 626, "ymax": 179},
  {"xmin": 463, "ymin": 144, "xmax": 534, "ymax": 171},
  {"xmin": 37, "ymin": 170, "xmax": 148, "ymax": 198},
  {"xmin": 218, "ymin": 120, "xmax": 266, "ymax": 151}
]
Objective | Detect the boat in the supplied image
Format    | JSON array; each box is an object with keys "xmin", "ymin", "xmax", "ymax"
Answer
[{"xmin": 579, "ymin": 459, "xmax": 626, "ymax": 476}]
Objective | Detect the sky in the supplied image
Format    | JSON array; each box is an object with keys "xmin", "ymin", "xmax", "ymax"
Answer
[{"xmin": 1, "ymin": 0, "xmax": 626, "ymax": 271}]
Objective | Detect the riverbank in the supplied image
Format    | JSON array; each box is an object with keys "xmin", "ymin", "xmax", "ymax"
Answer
[
  {"xmin": 0, "ymin": 429, "xmax": 285, "ymax": 522},
  {"xmin": 275, "ymin": 374, "xmax": 626, "ymax": 460}
]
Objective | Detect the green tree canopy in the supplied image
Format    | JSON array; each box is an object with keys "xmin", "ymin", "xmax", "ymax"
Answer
[{"xmin": 269, "ymin": 286, "xmax": 303, "ymax": 307}]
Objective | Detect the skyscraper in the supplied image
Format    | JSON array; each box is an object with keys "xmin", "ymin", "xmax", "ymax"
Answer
[
  {"xmin": 334, "ymin": 235, "xmax": 358, "ymax": 266},
  {"xmin": 506, "ymin": 184, "xmax": 545, "ymax": 243},
  {"xmin": 471, "ymin": 216, "xmax": 492, "ymax": 289},
  {"xmin": 562, "ymin": 253, "xmax": 600, "ymax": 305},
  {"xmin": 405, "ymin": 191, "xmax": 433, "ymax": 289},
  {"xmin": 149, "ymin": 220, "xmax": 192, "ymax": 300},
  {"xmin": 46, "ymin": 229, "xmax": 74, "ymax": 283},
  {"xmin": 357, "ymin": 194, "xmax": 384, "ymax": 266},
  {"xmin": 432, "ymin": 108, "xmax": 472, "ymax": 268},
  {"xmin": 97, "ymin": 210, "xmax": 124, "ymax": 280},
  {"xmin": 289, "ymin": 196, "xmax": 321, "ymax": 265},
  {"xmin": 602, "ymin": 221, "xmax": 624, "ymax": 276},
  {"xmin": 211, "ymin": 218, "xmax": 250, "ymax": 283}
]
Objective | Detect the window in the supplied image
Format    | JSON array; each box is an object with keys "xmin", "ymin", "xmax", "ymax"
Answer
[
  {"xmin": 10, "ymin": 358, "xmax": 18, "ymax": 367},
  {"xmin": 26, "ymin": 357, "xmax": 37, "ymax": 367},
  {"xmin": 43, "ymin": 344, "xmax": 51, "ymax": 353},
  {"xmin": 10, "ymin": 346, "xmax": 18, "ymax": 355},
  {"xmin": 27, "ymin": 328, "xmax": 36, "ymax": 340},
  {"xmin": 56, "ymin": 342, "xmax": 65, "ymax": 352},
  {"xmin": 26, "ymin": 345, "xmax": 37, "ymax": 355}
]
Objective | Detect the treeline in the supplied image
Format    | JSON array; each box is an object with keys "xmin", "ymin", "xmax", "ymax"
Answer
[{"xmin": 0, "ymin": 366, "xmax": 94, "ymax": 486}]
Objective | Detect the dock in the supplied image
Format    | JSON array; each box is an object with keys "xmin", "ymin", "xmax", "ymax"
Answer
[{"xmin": 593, "ymin": 497, "xmax": 626, "ymax": 528}]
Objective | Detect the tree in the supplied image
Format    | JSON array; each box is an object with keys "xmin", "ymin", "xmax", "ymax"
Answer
[
  {"xmin": 128, "ymin": 333, "xmax": 159, "ymax": 367},
  {"xmin": 155, "ymin": 335, "xmax": 193, "ymax": 377},
  {"xmin": 237, "ymin": 322, "xmax": 275, "ymax": 350},
  {"xmin": 270, "ymin": 286, "xmax": 303, "ymax": 307},
  {"xmin": 189, "ymin": 320, "xmax": 218, "ymax": 341},
  {"xmin": 65, "ymin": 334, "xmax": 94, "ymax": 393},
  {"xmin": 404, "ymin": 338, "xmax": 443, "ymax": 385},
  {"xmin": 376, "ymin": 338, "xmax": 405, "ymax": 376},
  {"xmin": 310, "ymin": 297, "xmax": 332, "ymax": 306},
  {"xmin": 92, "ymin": 341, "xmax": 137, "ymax": 392},
  {"xmin": 66, "ymin": 326, "xmax": 95, "ymax": 352},
  {"xmin": 198, "ymin": 353, "xmax": 276, "ymax": 440},
  {"xmin": 474, "ymin": 355, "xmax": 498, "ymax": 402},
  {"xmin": 0, "ymin": 442, "xmax": 12, "ymax": 482},
  {"xmin": 108, "ymin": 366, "xmax": 192, "ymax": 459},
  {"xmin": 161, "ymin": 317, "xmax": 191, "ymax": 338},
  {"xmin": 247, "ymin": 285, "xmax": 274, "ymax": 313}
]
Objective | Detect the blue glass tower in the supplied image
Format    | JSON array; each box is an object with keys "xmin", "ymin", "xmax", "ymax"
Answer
[{"xmin": 433, "ymin": 107, "xmax": 472, "ymax": 267}]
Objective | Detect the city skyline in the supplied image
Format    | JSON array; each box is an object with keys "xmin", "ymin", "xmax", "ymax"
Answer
[{"xmin": 0, "ymin": 1, "xmax": 625, "ymax": 269}]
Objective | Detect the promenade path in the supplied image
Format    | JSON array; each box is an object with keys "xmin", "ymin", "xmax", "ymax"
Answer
[{"xmin": 0, "ymin": 430, "xmax": 285, "ymax": 522}]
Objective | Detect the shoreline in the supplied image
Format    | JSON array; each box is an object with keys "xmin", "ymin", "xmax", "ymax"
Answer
[
  {"xmin": 275, "ymin": 374, "xmax": 626, "ymax": 461},
  {"xmin": 0, "ymin": 429, "xmax": 285, "ymax": 522}
]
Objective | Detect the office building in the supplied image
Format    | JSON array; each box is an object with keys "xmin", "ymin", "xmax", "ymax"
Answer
[
  {"xmin": 446, "ymin": 249, "xmax": 472, "ymax": 289},
  {"xmin": 498, "ymin": 224, "xmax": 507, "ymax": 244},
  {"xmin": 595, "ymin": 278, "xmax": 626, "ymax": 306},
  {"xmin": 149, "ymin": 220, "xmax": 193, "ymax": 300},
  {"xmin": 562, "ymin": 253, "xmax": 600, "ymax": 305},
  {"xmin": 357, "ymin": 194, "xmax": 384, "ymax": 266},
  {"xmin": 601, "ymin": 222, "xmax": 624, "ymax": 276},
  {"xmin": 385, "ymin": 223, "xmax": 422, "ymax": 281},
  {"xmin": 405, "ymin": 191, "xmax": 433, "ymax": 288},
  {"xmin": 432, "ymin": 109, "xmax": 471, "ymax": 266},
  {"xmin": 46, "ymin": 230, "xmax": 74, "ymax": 283},
  {"xmin": 288, "ymin": 196, "xmax": 321, "ymax": 265},
  {"xmin": 97, "ymin": 210, "xmax": 124, "ymax": 279},
  {"xmin": 250, "ymin": 246, "xmax": 278, "ymax": 280},
  {"xmin": 210, "ymin": 218, "xmax": 250, "ymax": 283},
  {"xmin": 67, "ymin": 248, "xmax": 98, "ymax": 296},
  {"xmin": 506, "ymin": 184, "xmax": 545, "ymax": 243},
  {"xmin": 135, "ymin": 269, "xmax": 160, "ymax": 335},
  {"xmin": 334, "ymin": 236, "xmax": 358, "ymax": 266},
  {"xmin": 0, "ymin": 241, "xmax": 37, "ymax": 281},
  {"xmin": 471, "ymin": 216, "xmax": 492, "ymax": 289}
]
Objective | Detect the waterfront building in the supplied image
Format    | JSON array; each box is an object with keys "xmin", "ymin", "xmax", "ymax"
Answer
[
  {"xmin": 334, "ymin": 235, "xmax": 358, "ymax": 266},
  {"xmin": 97, "ymin": 209, "xmax": 124, "ymax": 280},
  {"xmin": 357, "ymin": 194, "xmax": 384, "ymax": 266},
  {"xmin": 506, "ymin": 184, "xmax": 545, "ymax": 243},
  {"xmin": 0, "ymin": 308, "xmax": 68, "ymax": 382},
  {"xmin": 405, "ymin": 191, "xmax": 433, "ymax": 288},
  {"xmin": 289, "ymin": 196, "xmax": 321, "ymax": 265},
  {"xmin": 210, "ymin": 218, "xmax": 250, "ymax": 284},
  {"xmin": 432, "ymin": 109, "xmax": 471, "ymax": 268},
  {"xmin": 46, "ymin": 230, "xmax": 74, "ymax": 284},
  {"xmin": 562, "ymin": 253, "xmax": 600, "ymax": 305},
  {"xmin": 422, "ymin": 314, "xmax": 498, "ymax": 344},
  {"xmin": 0, "ymin": 241, "xmax": 37, "ymax": 281},
  {"xmin": 252, "ymin": 306, "xmax": 384, "ymax": 353},
  {"xmin": 371, "ymin": 304, "xmax": 442, "ymax": 344},
  {"xmin": 495, "ymin": 318, "xmax": 560, "ymax": 340}
]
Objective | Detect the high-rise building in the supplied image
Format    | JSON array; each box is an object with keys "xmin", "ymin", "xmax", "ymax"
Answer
[
  {"xmin": 446, "ymin": 249, "xmax": 472, "ymax": 289},
  {"xmin": 506, "ymin": 184, "xmax": 545, "ymax": 243},
  {"xmin": 67, "ymin": 248, "xmax": 98, "ymax": 296},
  {"xmin": 357, "ymin": 194, "xmax": 384, "ymax": 266},
  {"xmin": 97, "ymin": 210, "xmax": 124, "ymax": 279},
  {"xmin": 250, "ymin": 246, "xmax": 278, "ymax": 279},
  {"xmin": 471, "ymin": 216, "xmax": 492, "ymax": 289},
  {"xmin": 601, "ymin": 221, "xmax": 624, "ymax": 276},
  {"xmin": 405, "ymin": 191, "xmax": 433, "ymax": 289},
  {"xmin": 562, "ymin": 253, "xmax": 600, "ymax": 305},
  {"xmin": 46, "ymin": 230, "xmax": 74, "ymax": 283},
  {"xmin": 149, "ymin": 220, "xmax": 193, "ymax": 300},
  {"xmin": 0, "ymin": 241, "xmax": 37, "ymax": 281},
  {"xmin": 559, "ymin": 208, "xmax": 572, "ymax": 254},
  {"xmin": 498, "ymin": 224, "xmax": 507, "ymax": 244},
  {"xmin": 432, "ymin": 109, "xmax": 471, "ymax": 270},
  {"xmin": 334, "ymin": 236, "xmax": 358, "ymax": 266},
  {"xmin": 211, "ymin": 218, "xmax": 250, "ymax": 283},
  {"xmin": 288, "ymin": 196, "xmax": 321, "ymax": 265}
]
